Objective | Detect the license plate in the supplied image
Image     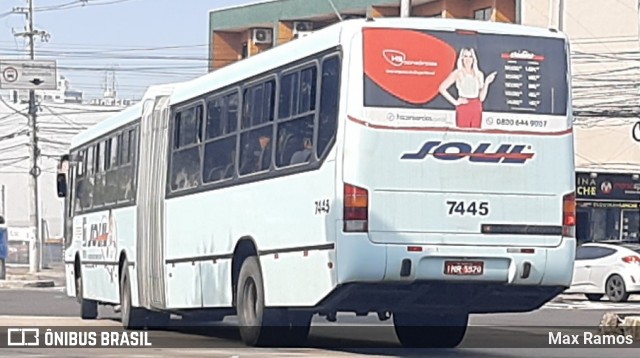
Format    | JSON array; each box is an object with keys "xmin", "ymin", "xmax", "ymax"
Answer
[{"xmin": 444, "ymin": 261, "xmax": 484, "ymax": 276}]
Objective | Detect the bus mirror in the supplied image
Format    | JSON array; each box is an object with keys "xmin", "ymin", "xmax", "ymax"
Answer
[
  {"xmin": 57, "ymin": 155, "xmax": 70, "ymax": 198},
  {"xmin": 57, "ymin": 173, "xmax": 67, "ymax": 198}
]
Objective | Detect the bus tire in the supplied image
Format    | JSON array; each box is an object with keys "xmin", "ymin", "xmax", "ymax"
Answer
[
  {"xmin": 393, "ymin": 312, "xmax": 468, "ymax": 348},
  {"xmin": 119, "ymin": 261, "xmax": 147, "ymax": 330},
  {"xmin": 237, "ymin": 256, "xmax": 288, "ymax": 346},
  {"xmin": 75, "ymin": 269, "xmax": 98, "ymax": 320}
]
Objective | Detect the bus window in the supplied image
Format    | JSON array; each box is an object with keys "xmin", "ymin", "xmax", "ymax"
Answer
[
  {"xmin": 299, "ymin": 67, "xmax": 317, "ymax": 114},
  {"xmin": 278, "ymin": 72, "xmax": 299, "ymax": 119},
  {"xmin": 317, "ymin": 55, "xmax": 340, "ymax": 158},
  {"xmin": 239, "ymin": 126, "xmax": 272, "ymax": 176},
  {"xmin": 276, "ymin": 114, "xmax": 314, "ymax": 167},
  {"xmin": 203, "ymin": 137, "xmax": 236, "ymax": 183}
]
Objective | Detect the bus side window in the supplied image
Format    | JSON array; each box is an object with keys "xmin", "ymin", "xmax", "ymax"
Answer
[
  {"xmin": 171, "ymin": 105, "xmax": 203, "ymax": 191},
  {"xmin": 317, "ymin": 55, "xmax": 341, "ymax": 158},
  {"xmin": 299, "ymin": 66, "xmax": 317, "ymax": 114}
]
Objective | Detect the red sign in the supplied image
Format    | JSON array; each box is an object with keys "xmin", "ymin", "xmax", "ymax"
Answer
[{"xmin": 363, "ymin": 28, "xmax": 457, "ymax": 104}]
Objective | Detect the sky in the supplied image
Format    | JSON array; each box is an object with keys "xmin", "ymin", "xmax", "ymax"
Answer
[{"xmin": 0, "ymin": 0, "xmax": 256, "ymax": 100}]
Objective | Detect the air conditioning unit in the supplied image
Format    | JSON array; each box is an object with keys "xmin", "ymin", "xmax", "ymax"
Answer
[
  {"xmin": 252, "ymin": 28, "xmax": 273, "ymax": 44},
  {"xmin": 293, "ymin": 21, "xmax": 313, "ymax": 33}
]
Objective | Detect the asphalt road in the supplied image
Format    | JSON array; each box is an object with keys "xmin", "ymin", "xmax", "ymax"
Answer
[{"xmin": 0, "ymin": 288, "xmax": 639, "ymax": 357}]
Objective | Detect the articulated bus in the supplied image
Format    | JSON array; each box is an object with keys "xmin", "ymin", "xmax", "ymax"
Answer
[{"xmin": 56, "ymin": 18, "xmax": 576, "ymax": 348}]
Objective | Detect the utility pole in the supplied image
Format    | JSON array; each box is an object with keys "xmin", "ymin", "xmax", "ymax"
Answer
[
  {"xmin": 13, "ymin": 0, "xmax": 49, "ymax": 273},
  {"xmin": 400, "ymin": 0, "xmax": 412, "ymax": 17},
  {"xmin": 558, "ymin": 0, "xmax": 565, "ymax": 31}
]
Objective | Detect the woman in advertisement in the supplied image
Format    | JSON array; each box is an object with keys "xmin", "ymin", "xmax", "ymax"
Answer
[{"xmin": 439, "ymin": 48, "xmax": 496, "ymax": 128}]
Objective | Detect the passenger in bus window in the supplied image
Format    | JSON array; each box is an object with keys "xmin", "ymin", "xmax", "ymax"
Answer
[
  {"xmin": 290, "ymin": 137, "xmax": 312, "ymax": 165},
  {"xmin": 255, "ymin": 134, "xmax": 271, "ymax": 171},
  {"xmin": 438, "ymin": 48, "xmax": 496, "ymax": 129}
]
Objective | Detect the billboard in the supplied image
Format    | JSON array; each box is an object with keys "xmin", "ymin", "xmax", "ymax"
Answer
[{"xmin": 362, "ymin": 28, "xmax": 569, "ymax": 132}]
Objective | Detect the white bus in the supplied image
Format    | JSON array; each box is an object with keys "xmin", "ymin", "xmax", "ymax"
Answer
[{"xmin": 57, "ymin": 18, "xmax": 576, "ymax": 348}]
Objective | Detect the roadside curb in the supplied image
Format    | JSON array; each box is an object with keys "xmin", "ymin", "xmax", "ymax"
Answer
[
  {"xmin": 0, "ymin": 280, "xmax": 56, "ymax": 289},
  {"xmin": 600, "ymin": 312, "xmax": 640, "ymax": 339}
]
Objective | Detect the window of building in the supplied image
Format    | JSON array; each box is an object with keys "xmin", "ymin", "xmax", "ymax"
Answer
[{"xmin": 474, "ymin": 7, "xmax": 492, "ymax": 21}]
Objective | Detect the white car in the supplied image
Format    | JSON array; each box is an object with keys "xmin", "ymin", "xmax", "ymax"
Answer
[{"xmin": 565, "ymin": 242, "xmax": 640, "ymax": 302}]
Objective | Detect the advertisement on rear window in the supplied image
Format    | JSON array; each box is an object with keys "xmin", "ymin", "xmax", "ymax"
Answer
[{"xmin": 362, "ymin": 28, "xmax": 568, "ymax": 132}]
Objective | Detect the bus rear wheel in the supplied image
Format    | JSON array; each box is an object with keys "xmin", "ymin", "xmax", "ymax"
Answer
[
  {"xmin": 119, "ymin": 261, "xmax": 148, "ymax": 330},
  {"xmin": 236, "ymin": 256, "xmax": 311, "ymax": 346},
  {"xmin": 393, "ymin": 312, "xmax": 468, "ymax": 348},
  {"xmin": 75, "ymin": 269, "xmax": 98, "ymax": 320}
]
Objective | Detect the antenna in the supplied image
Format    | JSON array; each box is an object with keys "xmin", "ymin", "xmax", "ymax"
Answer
[{"xmin": 326, "ymin": 0, "xmax": 343, "ymax": 21}]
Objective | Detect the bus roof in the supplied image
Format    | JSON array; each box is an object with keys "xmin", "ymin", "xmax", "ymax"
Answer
[
  {"xmin": 70, "ymin": 102, "xmax": 142, "ymax": 149},
  {"xmin": 70, "ymin": 82, "xmax": 185, "ymax": 149},
  {"xmin": 172, "ymin": 17, "xmax": 566, "ymax": 106},
  {"xmin": 71, "ymin": 17, "xmax": 567, "ymax": 149}
]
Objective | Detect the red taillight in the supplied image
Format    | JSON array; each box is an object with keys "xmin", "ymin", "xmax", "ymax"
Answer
[
  {"xmin": 562, "ymin": 192, "xmax": 576, "ymax": 237},
  {"xmin": 344, "ymin": 183, "xmax": 368, "ymax": 232},
  {"xmin": 622, "ymin": 256, "xmax": 640, "ymax": 264}
]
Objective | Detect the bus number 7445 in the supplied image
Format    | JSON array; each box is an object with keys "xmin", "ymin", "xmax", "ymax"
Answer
[{"xmin": 446, "ymin": 201, "xmax": 489, "ymax": 216}]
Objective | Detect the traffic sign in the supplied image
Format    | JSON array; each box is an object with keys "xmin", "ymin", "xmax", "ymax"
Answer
[{"xmin": 0, "ymin": 60, "xmax": 57, "ymax": 90}]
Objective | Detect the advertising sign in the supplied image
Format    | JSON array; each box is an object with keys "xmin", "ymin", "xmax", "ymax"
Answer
[
  {"xmin": 362, "ymin": 28, "xmax": 568, "ymax": 132},
  {"xmin": 576, "ymin": 172, "xmax": 640, "ymax": 201}
]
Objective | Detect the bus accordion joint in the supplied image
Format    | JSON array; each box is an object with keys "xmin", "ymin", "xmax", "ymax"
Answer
[
  {"xmin": 344, "ymin": 183, "xmax": 368, "ymax": 233},
  {"xmin": 562, "ymin": 192, "xmax": 576, "ymax": 238}
]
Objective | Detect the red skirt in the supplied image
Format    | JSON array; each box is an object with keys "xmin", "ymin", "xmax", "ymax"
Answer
[{"xmin": 456, "ymin": 98, "xmax": 482, "ymax": 128}]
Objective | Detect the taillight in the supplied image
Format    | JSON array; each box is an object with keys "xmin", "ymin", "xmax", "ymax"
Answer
[
  {"xmin": 622, "ymin": 256, "xmax": 640, "ymax": 264},
  {"xmin": 562, "ymin": 192, "xmax": 575, "ymax": 237},
  {"xmin": 344, "ymin": 183, "xmax": 368, "ymax": 232}
]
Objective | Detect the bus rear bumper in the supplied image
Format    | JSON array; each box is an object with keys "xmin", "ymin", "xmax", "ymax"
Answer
[{"xmin": 332, "ymin": 234, "xmax": 575, "ymax": 313}]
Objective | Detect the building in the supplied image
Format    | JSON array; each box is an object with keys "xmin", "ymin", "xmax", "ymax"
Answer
[
  {"xmin": 574, "ymin": 120, "xmax": 640, "ymax": 244},
  {"xmin": 207, "ymin": 0, "xmax": 640, "ymax": 243},
  {"xmin": 208, "ymin": 0, "xmax": 518, "ymax": 71}
]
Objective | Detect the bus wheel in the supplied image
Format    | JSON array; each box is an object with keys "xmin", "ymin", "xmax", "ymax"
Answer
[
  {"xmin": 237, "ymin": 256, "xmax": 284, "ymax": 346},
  {"xmin": 75, "ymin": 270, "xmax": 98, "ymax": 320},
  {"xmin": 119, "ymin": 261, "xmax": 147, "ymax": 330},
  {"xmin": 393, "ymin": 312, "xmax": 468, "ymax": 348}
]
